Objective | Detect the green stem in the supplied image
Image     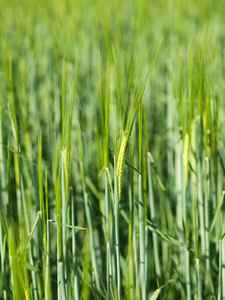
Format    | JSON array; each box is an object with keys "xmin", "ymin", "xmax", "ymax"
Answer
[{"xmin": 114, "ymin": 156, "xmax": 121, "ymax": 300}]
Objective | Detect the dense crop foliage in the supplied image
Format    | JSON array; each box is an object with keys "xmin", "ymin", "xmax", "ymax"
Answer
[{"xmin": 1, "ymin": 0, "xmax": 225, "ymax": 299}]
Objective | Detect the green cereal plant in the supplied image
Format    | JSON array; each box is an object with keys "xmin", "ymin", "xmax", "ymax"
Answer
[
  {"xmin": 1, "ymin": 1, "xmax": 225, "ymax": 299},
  {"xmin": 116, "ymin": 43, "xmax": 161, "ymax": 200}
]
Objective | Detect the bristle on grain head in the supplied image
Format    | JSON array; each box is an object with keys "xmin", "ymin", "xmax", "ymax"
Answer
[{"xmin": 116, "ymin": 132, "xmax": 129, "ymax": 200}]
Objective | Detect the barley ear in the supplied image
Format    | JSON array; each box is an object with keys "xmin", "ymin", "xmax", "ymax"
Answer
[
  {"xmin": 116, "ymin": 134, "xmax": 129, "ymax": 200},
  {"xmin": 183, "ymin": 133, "xmax": 189, "ymax": 186},
  {"xmin": 62, "ymin": 147, "xmax": 69, "ymax": 204}
]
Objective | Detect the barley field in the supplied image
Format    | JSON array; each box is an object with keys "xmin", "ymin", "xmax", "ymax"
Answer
[{"xmin": 1, "ymin": 0, "xmax": 225, "ymax": 299}]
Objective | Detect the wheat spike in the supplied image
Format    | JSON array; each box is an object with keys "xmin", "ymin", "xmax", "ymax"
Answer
[
  {"xmin": 116, "ymin": 133, "xmax": 129, "ymax": 200},
  {"xmin": 62, "ymin": 148, "xmax": 69, "ymax": 204},
  {"xmin": 183, "ymin": 133, "xmax": 189, "ymax": 186}
]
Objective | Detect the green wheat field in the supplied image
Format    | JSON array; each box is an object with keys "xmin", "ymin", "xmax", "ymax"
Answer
[{"xmin": 1, "ymin": 0, "xmax": 225, "ymax": 299}]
